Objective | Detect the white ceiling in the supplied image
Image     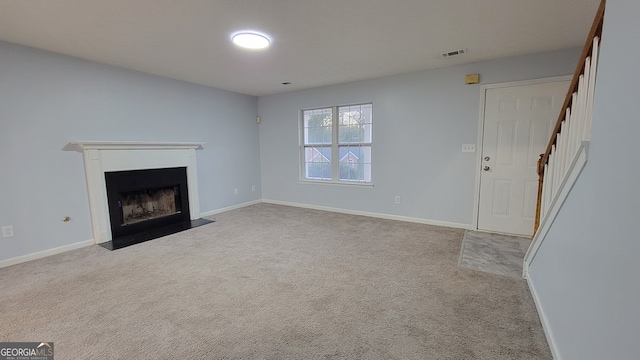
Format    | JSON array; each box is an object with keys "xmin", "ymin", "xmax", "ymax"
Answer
[{"xmin": 0, "ymin": 0, "xmax": 600, "ymax": 96}]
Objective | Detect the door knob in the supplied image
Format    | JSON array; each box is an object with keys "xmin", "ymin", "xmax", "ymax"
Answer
[{"xmin": 483, "ymin": 166, "xmax": 490, "ymax": 171}]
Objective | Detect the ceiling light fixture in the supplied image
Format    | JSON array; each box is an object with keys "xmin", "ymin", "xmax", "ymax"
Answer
[{"xmin": 232, "ymin": 32, "xmax": 270, "ymax": 50}]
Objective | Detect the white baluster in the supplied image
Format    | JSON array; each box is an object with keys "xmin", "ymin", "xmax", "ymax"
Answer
[
  {"xmin": 585, "ymin": 37, "xmax": 600, "ymax": 141},
  {"xmin": 542, "ymin": 163, "xmax": 549, "ymax": 216},
  {"xmin": 565, "ymin": 107, "xmax": 575, "ymax": 165},
  {"xmin": 576, "ymin": 73, "xmax": 588, "ymax": 148},
  {"xmin": 568, "ymin": 91, "xmax": 580, "ymax": 170},
  {"xmin": 547, "ymin": 146, "xmax": 556, "ymax": 205},
  {"xmin": 580, "ymin": 58, "xmax": 591, "ymax": 146},
  {"xmin": 561, "ymin": 119, "xmax": 571, "ymax": 178},
  {"xmin": 553, "ymin": 131, "xmax": 564, "ymax": 196}
]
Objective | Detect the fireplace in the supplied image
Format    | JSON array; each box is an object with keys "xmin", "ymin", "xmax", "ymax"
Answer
[
  {"xmin": 68, "ymin": 141, "xmax": 210, "ymax": 249},
  {"xmin": 105, "ymin": 167, "xmax": 191, "ymax": 247}
]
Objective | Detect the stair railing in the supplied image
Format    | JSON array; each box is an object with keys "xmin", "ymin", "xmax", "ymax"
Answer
[{"xmin": 533, "ymin": 0, "xmax": 606, "ymax": 235}]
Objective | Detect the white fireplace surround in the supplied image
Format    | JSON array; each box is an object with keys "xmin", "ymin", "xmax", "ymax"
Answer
[{"xmin": 69, "ymin": 141, "xmax": 204, "ymax": 244}]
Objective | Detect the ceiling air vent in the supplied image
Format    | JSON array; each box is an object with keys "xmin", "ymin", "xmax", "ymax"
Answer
[{"xmin": 441, "ymin": 49, "xmax": 467, "ymax": 58}]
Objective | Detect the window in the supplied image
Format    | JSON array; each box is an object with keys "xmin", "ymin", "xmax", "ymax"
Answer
[{"xmin": 301, "ymin": 103, "xmax": 372, "ymax": 183}]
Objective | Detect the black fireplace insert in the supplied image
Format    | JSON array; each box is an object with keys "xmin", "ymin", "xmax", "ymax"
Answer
[{"xmin": 104, "ymin": 167, "xmax": 192, "ymax": 249}]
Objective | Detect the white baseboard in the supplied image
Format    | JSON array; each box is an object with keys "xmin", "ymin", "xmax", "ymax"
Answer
[
  {"xmin": 200, "ymin": 200, "xmax": 262, "ymax": 218},
  {"xmin": 526, "ymin": 275, "xmax": 562, "ymax": 360},
  {"xmin": 0, "ymin": 239, "xmax": 95, "ymax": 269},
  {"xmin": 262, "ymin": 199, "xmax": 472, "ymax": 230}
]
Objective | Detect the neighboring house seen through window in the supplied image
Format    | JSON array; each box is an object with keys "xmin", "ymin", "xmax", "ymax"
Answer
[{"xmin": 301, "ymin": 103, "xmax": 372, "ymax": 183}]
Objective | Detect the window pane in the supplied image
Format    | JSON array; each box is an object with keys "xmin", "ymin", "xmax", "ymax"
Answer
[
  {"xmin": 304, "ymin": 146, "xmax": 332, "ymax": 180},
  {"xmin": 339, "ymin": 145, "xmax": 371, "ymax": 182},
  {"xmin": 301, "ymin": 103, "xmax": 372, "ymax": 184},
  {"xmin": 304, "ymin": 108, "xmax": 332, "ymax": 145},
  {"xmin": 338, "ymin": 104, "xmax": 372, "ymax": 144}
]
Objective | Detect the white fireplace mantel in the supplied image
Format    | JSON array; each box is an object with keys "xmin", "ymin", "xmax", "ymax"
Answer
[
  {"xmin": 69, "ymin": 141, "xmax": 205, "ymax": 244},
  {"xmin": 69, "ymin": 140, "xmax": 204, "ymax": 151}
]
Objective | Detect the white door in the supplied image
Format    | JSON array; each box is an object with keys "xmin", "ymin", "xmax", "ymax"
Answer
[{"xmin": 478, "ymin": 81, "xmax": 569, "ymax": 236}]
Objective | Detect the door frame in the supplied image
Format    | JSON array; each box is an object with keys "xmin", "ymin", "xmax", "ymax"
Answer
[{"xmin": 472, "ymin": 75, "xmax": 572, "ymax": 233}]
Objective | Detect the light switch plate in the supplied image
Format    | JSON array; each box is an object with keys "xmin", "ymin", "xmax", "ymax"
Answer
[{"xmin": 462, "ymin": 144, "xmax": 476, "ymax": 152}]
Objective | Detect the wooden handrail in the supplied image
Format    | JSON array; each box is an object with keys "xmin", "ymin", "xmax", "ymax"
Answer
[
  {"xmin": 534, "ymin": 0, "xmax": 606, "ymax": 234},
  {"xmin": 537, "ymin": 0, "xmax": 606, "ymax": 175}
]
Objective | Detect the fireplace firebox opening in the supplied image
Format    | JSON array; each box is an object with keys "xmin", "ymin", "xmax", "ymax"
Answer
[
  {"xmin": 103, "ymin": 167, "xmax": 206, "ymax": 249},
  {"xmin": 121, "ymin": 186, "xmax": 181, "ymax": 225}
]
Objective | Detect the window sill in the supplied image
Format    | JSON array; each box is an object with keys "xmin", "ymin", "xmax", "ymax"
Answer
[{"xmin": 298, "ymin": 180, "xmax": 374, "ymax": 189}]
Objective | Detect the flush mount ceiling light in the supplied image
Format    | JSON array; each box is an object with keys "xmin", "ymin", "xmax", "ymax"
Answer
[{"xmin": 232, "ymin": 32, "xmax": 270, "ymax": 49}]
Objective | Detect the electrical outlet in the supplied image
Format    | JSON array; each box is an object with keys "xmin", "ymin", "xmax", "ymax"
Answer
[
  {"xmin": 2, "ymin": 225, "xmax": 14, "ymax": 238},
  {"xmin": 395, "ymin": 196, "xmax": 401, "ymax": 204},
  {"xmin": 252, "ymin": 185, "xmax": 256, "ymax": 192},
  {"xmin": 462, "ymin": 144, "xmax": 476, "ymax": 153},
  {"xmin": 234, "ymin": 188, "xmax": 238, "ymax": 195}
]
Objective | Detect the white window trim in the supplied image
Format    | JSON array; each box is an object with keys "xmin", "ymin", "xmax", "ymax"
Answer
[
  {"xmin": 298, "ymin": 180, "xmax": 374, "ymax": 188},
  {"xmin": 299, "ymin": 103, "xmax": 373, "ymax": 186}
]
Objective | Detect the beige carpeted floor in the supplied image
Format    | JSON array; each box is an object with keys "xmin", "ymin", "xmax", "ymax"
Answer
[{"xmin": 0, "ymin": 203, "xmax": 551, "ymax": 359}]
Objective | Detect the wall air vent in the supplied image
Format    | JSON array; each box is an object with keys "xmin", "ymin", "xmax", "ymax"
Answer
[{"xmin": 441, "ymin": 49, "xmax": 467, "ymax": 58}]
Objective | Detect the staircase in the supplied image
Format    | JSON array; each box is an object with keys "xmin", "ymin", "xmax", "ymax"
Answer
[{"xmin": 524, "ymin": 0, "xmax": 606, "ymax": 275}]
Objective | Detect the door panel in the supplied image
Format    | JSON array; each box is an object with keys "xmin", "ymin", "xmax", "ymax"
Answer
[
  {"xmin": 491, "ymin": 180, "xmax": 512, "ymax": 216},
  {"xmin": 478, "ymin": 81, "xmax": 570, "ymax": 236},
  {"xmin": 527, "ymin": 120, "xmax": 550, "ymax": 167},
  {"xmin": 496, "ymin": 121, "xmax": 516, "ymax": 166}
]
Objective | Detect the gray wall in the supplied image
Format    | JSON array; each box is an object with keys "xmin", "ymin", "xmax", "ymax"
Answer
[
  {"xmin": 258, "ymin": 48, "xmax": 580, "ymax": 225},
  {"xmin": 0, "ymin": 41, "xmax": 261, "ymax": 261},
  {"xmin": 528, "ymin": 0, "xmax": 640, "ymax": 358}
]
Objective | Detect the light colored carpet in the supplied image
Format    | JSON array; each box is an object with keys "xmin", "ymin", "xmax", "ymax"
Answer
[{"xmin": 0, "ymin": 203, "xmax": 551, "ymax": 359}]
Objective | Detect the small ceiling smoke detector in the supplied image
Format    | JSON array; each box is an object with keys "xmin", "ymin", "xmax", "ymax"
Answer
[
  {"xmin": 441, "ymin": 49, "xmax": 467, "ymax": 58},
  {"xmin": 232, "ymin": 32, "xmax": 271, "ymax": 49}
]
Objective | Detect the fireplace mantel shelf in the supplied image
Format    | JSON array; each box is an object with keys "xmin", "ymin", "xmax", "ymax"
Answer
[{"xmin": 67, "ymin": 141, "xmax": 205, "ymax": 152}]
